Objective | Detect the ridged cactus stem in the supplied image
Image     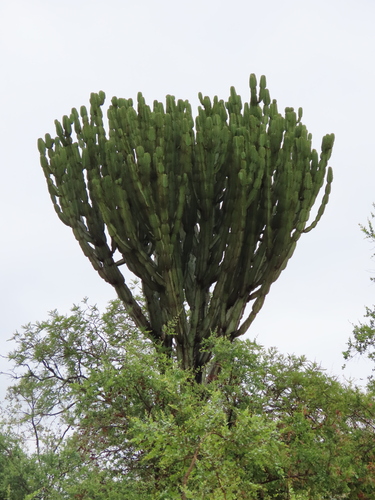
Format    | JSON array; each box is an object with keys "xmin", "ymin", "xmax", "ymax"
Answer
[{"xmin": 39, "ymin": 75, "xmax": 334, "ymax": 380}]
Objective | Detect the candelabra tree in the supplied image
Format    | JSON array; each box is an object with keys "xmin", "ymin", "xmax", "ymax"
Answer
[{"xmin": 38, "ymin": 75, "xmax": 334, "ymax": 380}]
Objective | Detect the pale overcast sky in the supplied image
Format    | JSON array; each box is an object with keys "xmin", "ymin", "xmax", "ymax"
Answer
[{"xmin": 1, "ymin": 0, "xmax": 375, "ymax": 394}]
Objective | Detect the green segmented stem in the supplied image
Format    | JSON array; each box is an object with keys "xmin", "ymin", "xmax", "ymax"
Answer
[{"xmin": 38, "ymin": 74, "xmax": 334, "ymax": 378}]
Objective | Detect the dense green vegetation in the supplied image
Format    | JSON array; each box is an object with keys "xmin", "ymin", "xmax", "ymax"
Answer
[
  {"xmin": 2, "ymin": 299, "xmax": 375, "ymax": 499},
  {"xmin": 0, "ymin": 432, "xmax": 41, "ymax": 500}
]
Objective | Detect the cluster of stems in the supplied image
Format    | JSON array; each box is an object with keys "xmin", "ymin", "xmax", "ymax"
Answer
[{"xmin": 38, "ymin": 74, "xmax": 334, "ymax": 376}]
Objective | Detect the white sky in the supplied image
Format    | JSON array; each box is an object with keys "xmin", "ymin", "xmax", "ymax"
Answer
[{"xmin": 1, "ymin": 0, "xmax": 375, "ymax": 396}]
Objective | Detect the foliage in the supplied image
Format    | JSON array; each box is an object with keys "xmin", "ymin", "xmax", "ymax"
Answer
[
  {"xmin": 344, "ymin": 306, "xmax": 375, "ymax": 367},
  {"xmin": 37, "ymin": 75, "xmax": 334, "ymax": 374},
  {"xmin": 0, "ymin": 430, "xmax": 42, "ymax": 500},
  {"xmin": 6, "ymin": 300, "xmax": 375, "ymax": 499},
  {"xmin": 344, "ymin": 208, "xmax": 375, "ymax": 371}
]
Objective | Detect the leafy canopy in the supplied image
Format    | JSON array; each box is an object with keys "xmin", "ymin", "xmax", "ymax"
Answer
[{"xmin": 6, "ymin": 299, "xmax": 375, "ymax": 499}]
